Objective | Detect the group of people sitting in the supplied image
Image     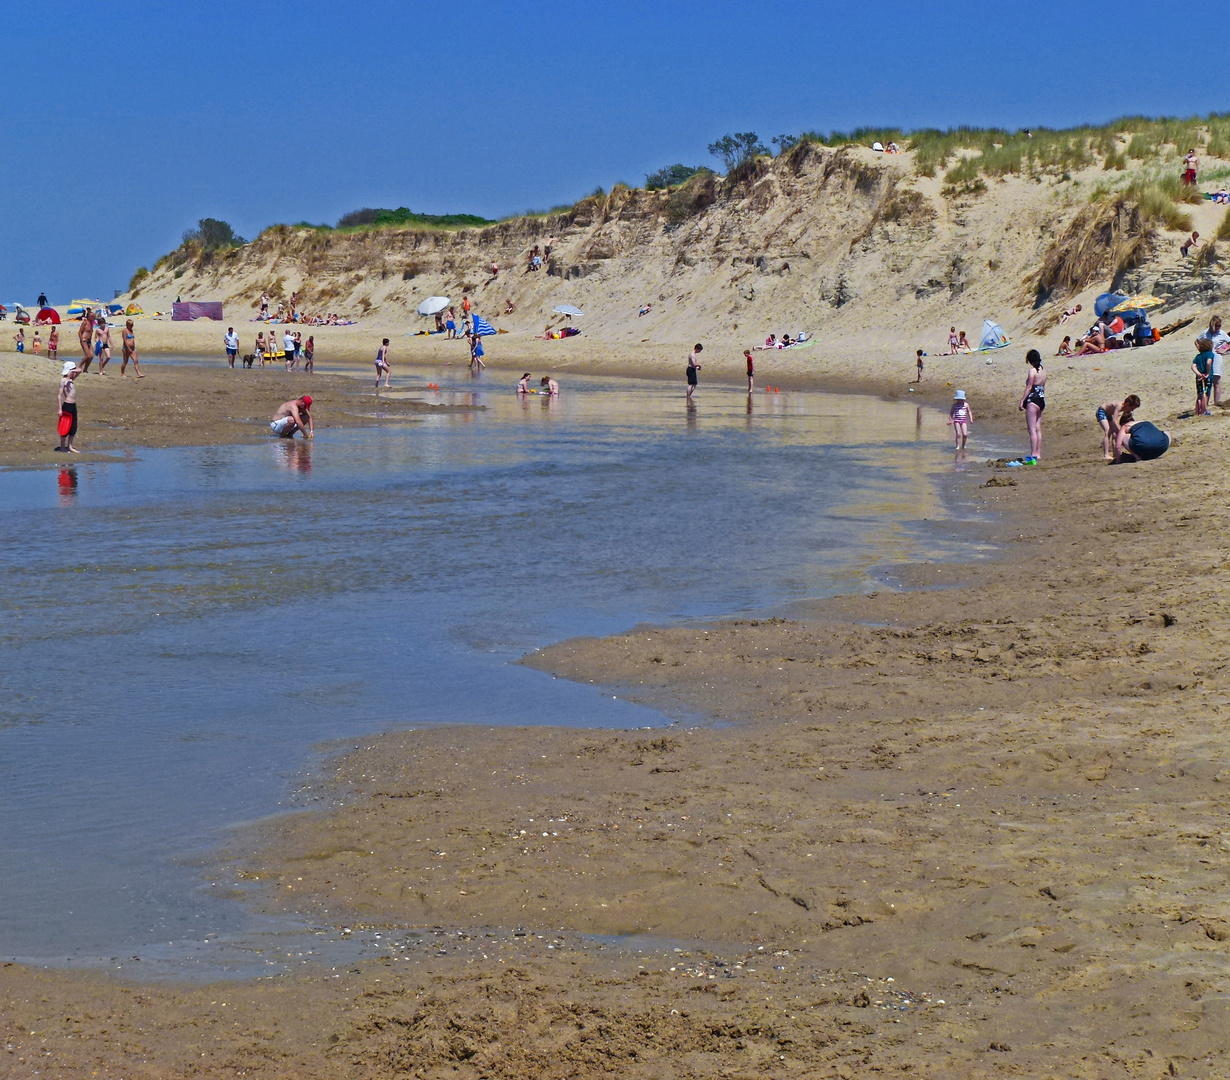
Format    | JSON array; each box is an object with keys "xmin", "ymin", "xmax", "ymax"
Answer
[
  {"xmin": 1056, "ymin": 306, "xmax": 1156, "ymax": 356},
  {"xmin": 256, "ymin": 290, "xmax": 350, "ymax": 327},
  {"xmin": 516, "ymin": 373, "xmax": 559, "ymax": 395},
  {"xmin": 754, "ymin": 331, "xmax": 809, "ymax": 350}
]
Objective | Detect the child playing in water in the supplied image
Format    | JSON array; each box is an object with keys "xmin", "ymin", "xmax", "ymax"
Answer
[
  {"xmin": 1193, "ymin": 337, "xmax": 1215, "ymax": 415},
  {"xmin": 540, "ymin": 376, "xmax": 559, "ymax": 396},
  {"xmin": 947, "ymin": 390, "xmax": 973, "ymax": 448},
  {"xmin": 517, "ymin": 372, "xmax": 531, "ymax": 393}
]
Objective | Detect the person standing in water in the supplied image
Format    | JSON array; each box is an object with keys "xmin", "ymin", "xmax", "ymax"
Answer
[
  {"xmin": 302, "ymin": 335, "xmax": 314, "ymax": 373},
  {"xmin": 120, "ymin": 320, "xmax": 143, "ymax": 377},
  {"xmin": 224, "ymin": 326, "xmax": 239, "ymax": 368},
  {"xmin": 57, "ymin": 361, "xmax": 81, "ymax": 453},
  {"xmin": 1019, "ymin": 349, "xmax": 1046, "ymax": 462},
  {"xmin": 745, "ymin": 349, "xmax": 755, "ymax": 393},
  {"xmin": 48, "ymin": 326, "xmax": 58, "ymax": 360},
  {"xmin": 95, "ymin": 319, "xmax": 112, "ymax": 374},
  {"xmin": 947, "ymin": 390, "xmax": 973, "ymax": 449},
  {"xmin": 375, "ymin": 338, "xmax": 391, "ymax": 388},
  {"xmin": 686, "ymin": 343, "xmax": 703, "ymax": 402}
]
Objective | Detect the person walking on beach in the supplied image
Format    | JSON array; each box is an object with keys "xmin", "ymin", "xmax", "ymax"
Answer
[
  {"xmin": 77, "ymin": 309, "xmax": 96, "ymax": 371},
  {"xmin": 1019, "ymin": 349, "xmax": 1046, "ymax": 462},
  {"xmin": 1193, "ymin": 337, "xmax": 1215, "ymax": 416},
  {"xmin": 303, "ymin": 335, "xmax": 314, "ymax": 373},
  {"xmin": 14, "ymin": 327, "xmax": 24, "ymax": 353},
  {"xmin": 270, "ymin": 394, "xmax": 313, "ymax": 439},
  {"xmin": 686, "ymin": 343, "xmax": 703, "ymax": 402},
  {"xmin": 120, "ymin": 320, "xmax": 142, "ymax": 378},
  {"xmin": 57, "ymin": 361, "xmax": 81, "ymax": 453},
  {"xmin": 745, "ymin": 348, "xmax": 755, "ymax": 393},
  {"xmin": 915, "ymin": 348, "xmax": 925, "ymax": 383},
  {"xmin": 37, "ymin": 291, "xmax": 48, "ymax": 310},
  {"xmin": 375, "ymin": 338, "xmax": 391, "ymax": 387},
  {"xmin": 1096, "ymin": 394, "xmax": 1140, "ymax": 461},
  {"xmin": 95, "ymin": 320, "xmax": 112, "ymax": 374},
  {"xmin": 948, "ymin": 390, "xmax": 973, "ymax": 449},
  {"xmin": 446, "ymin": 308, "xmax": 457, "ymax": 339},
  {"xmin": 283, "ymin": 329, "xmax": 297, "ymax": 371},
  {"xmin": 48, "ymin": 326, "xmax": 58, "ymax": 360},
  {"xmin": 224, "ymin": 326, "xmax": 239, "ymax": 368},
  {"xmin": 468, "ymin": 331, "xmax": 485, "ymax": 371}
]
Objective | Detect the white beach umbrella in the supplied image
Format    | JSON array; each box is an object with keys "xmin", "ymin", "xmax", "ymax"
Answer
[
  {"xmin": 553, "ymin": 304, "xmax": 583, "ymax": 318},
  {"xmin": 417, "ymin": 296, "xmax": 451, "ymax": 317}
]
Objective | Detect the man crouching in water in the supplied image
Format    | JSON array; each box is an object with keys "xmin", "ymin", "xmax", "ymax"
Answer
[{"xmin": 270, "ymin": 394, "xmax": 313, "ymax": 438}]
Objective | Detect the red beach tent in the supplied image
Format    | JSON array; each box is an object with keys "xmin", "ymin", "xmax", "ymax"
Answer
[{"xmin": 36, "ymin": 307, "xmax": 60, "ymax": 324}]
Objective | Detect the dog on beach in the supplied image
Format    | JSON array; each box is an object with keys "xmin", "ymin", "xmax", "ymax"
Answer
[{"xmin": 242, "ymin": 353, "xmax": 255, "ymax": 368}]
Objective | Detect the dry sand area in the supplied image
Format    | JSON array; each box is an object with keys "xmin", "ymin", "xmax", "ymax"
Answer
[{"xmin": 3, "ymin": 339, "xmax": 1230, "ymax": 1077}]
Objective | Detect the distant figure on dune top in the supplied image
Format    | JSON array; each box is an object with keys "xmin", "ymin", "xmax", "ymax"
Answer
[{"xmin": 1183, "ymin": 148, "xmax": 1199, "ymax": 187}]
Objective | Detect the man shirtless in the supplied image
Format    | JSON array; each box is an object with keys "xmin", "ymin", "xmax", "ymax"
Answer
[
  {"xmin": 78, "ymin": 309, "xmax": 96, "ymax": 371},
  {"xmin": 270, "ymin": 395, "xmax": 313, "ymax": 438},
  {"xmin": 95, "ymin": 319, "xmax": 113, "ymax": 373},
  {"xmin": 120, "ymin": 319, "xmax": 143, "ymax": 377}
]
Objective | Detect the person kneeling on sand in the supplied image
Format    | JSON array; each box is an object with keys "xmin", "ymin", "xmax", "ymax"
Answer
[
  {"xmin": 1057, "ymin": 335, "xmax": 1073, "ymax": 357},
  {"xmin": 1114, "ymin": 417, "xmax": 1170, "ymax": 463},
  {"xmin": 270, "ymin": 395, "xmax": 313, "ymax": 439}
]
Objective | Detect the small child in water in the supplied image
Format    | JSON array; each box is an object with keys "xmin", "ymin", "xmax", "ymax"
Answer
[
  {"xmin": 948, "ymin": 389, "xmax": 973, "ymax": 448},
  {"xmin": 540, "ymin": 376, "xmax": 559, "ymax": 396}
]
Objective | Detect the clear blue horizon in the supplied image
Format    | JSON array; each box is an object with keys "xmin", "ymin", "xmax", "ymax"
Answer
[{"xmin": 1, "ymin": 0, "xmax": 1224, "ymax": 303}]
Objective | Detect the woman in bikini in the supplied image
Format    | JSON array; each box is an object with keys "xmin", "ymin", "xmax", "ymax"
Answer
[
  {"xmin": 1019, "ymin": 349, "xmax": 1046, "ymax": 462},
  {"xmin": 1095, "ymin": 393, "xmax": 1140, "ymax": 461},
  {"xmin": 120, "ymin": 320, "xmax": 142, "ymax": 377}
]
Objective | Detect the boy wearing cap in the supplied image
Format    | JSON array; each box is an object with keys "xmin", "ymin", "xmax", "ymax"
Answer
[
  {"xmin": 270, "ymin": 395, "xmax": 313, "ymax": 438},
  {"xmin": 57, "ymin": 361, "xmax": 81, "ymax": 453}
]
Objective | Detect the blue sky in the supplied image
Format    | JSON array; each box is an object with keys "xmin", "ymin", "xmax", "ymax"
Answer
[{"xmin": 1, "ymin": 0, "xmax": 1223, "ymax": 303}]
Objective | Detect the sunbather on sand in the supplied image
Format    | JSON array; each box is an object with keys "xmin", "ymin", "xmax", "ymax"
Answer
[
  {"xmin": 754, "ymin": 334, "xmax": 777, "ymax": 351},
  {"xmin": 957, "ymin": 331, "xmax": 971, "ymax": 352},
  {"xmin": 1076, "ymin": 330, "xmax": 1106, "ymax": 355}
]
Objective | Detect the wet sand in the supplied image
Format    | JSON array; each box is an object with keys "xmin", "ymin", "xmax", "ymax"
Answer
[
  {"xmin": 5, "ymin": 347, "xmax": 1230, "ymax": 1076},
  {"xmin": 0, "ymin": 354, "xmax": 473, "ymax": 467}
]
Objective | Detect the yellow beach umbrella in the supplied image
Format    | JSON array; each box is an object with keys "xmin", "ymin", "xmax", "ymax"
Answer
[{"xmin": 1110, "ymin": 294, "xmax": 1164, "ymax": 313}]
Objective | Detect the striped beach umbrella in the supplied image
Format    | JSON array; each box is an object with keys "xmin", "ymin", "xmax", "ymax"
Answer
[{"xmin": 472, "ymin": 314, "xmax": 497, "ymax": 336}]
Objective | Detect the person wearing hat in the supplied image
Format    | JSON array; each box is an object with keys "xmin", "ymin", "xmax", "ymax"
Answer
[
  {"xmin": 947, "ymin": 389, "xmax": 973, "ymax": 449},
  {"xmin": 57, "ymin": 361, "xmax": 81, "ymax": 453},
  {"xmin": 270, "ymin": 394, "xmax": 313, "ymax": 438}
]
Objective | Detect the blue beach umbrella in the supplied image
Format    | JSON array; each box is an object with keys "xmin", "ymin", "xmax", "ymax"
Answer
[{"xmin": 472, "ymin": 314, "xmax": 497, "ymax": 336}]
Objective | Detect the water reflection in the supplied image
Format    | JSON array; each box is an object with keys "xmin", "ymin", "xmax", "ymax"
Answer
[{"xmin": 56, "ymin": 466, "xmax": 78, "ymax": 505}]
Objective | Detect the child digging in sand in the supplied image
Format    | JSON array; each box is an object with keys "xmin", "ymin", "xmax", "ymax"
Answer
[{"xmin": 947, "ymin": 390, "xmax": 973, "ymax": 448}]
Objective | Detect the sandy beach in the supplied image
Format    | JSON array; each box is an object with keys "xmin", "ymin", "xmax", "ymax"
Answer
[{"xmin": 3, "ymin": 321, "xmax": 1230, "ymax": 1077}]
